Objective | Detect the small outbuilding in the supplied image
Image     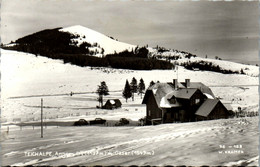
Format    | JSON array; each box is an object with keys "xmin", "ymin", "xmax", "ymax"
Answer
[{"xmin": 103, "ymin": 99, "xmax": 122, "ymax": 110}]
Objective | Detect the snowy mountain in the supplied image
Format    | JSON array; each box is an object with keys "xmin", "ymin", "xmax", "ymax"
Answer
[
  {"xmin": 59, "ymin": 25, "xmax": 258, "ymax": 76},
  {"xmin": 2, "ymin": 25, "xmax": 259, "ymax": 76},
  {"xmin": 60, "ymin": 25, "xmax": 136, "ymax": 55},
  {"xmin": 59, "ymin": 25, "xmax": 194, "ymax": 59}
]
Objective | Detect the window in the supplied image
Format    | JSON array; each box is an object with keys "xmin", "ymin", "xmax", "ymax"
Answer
[
  {"xmin": 148, "ymin": 110, "xmax": 151, "ymax": 116},
  {"xmin": 169, "ymin": 98, "xmax": 176, "ymax": 104}
]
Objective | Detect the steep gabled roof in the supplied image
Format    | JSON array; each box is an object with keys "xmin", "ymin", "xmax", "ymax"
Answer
[
  {"xmin": 142, "ymin": 83, "xmax": 175, "ymax": 107},
  {"xmin": 195, "ymin": 99, "xmax": 219, "ymax": 117},
  {"xmin": 223, "ymin": 103, "xmax": 233, "ymax": 111},
  {"xmin": 182, "ymin": 82, "xmax": 215, "ymax": 98},
  {"xmin": 174, "ymin": 88, "xmax": 199, "ymax": 99},
  {"xmin": 159, "ymin": 88, "xmax": 203, "ymax": 108},
  {"xmin": 142, "ymin": 81, "xmax": 216, "ymax": 109},
  {"xmin": 168, "ymin": 82, "xmax": 215, "ymax": 98}
]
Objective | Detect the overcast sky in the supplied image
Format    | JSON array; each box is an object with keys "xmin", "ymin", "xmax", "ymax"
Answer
[{"xmin": 1, "ymin": 0, "xmax": 259, "ymax": 64}]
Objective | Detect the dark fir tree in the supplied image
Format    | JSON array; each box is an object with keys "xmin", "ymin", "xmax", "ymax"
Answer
[
  {"xmin": 122, "ymin": 80, "xmax": 132, "ymax": 102},
  {"xmin": 240, "ymin": 68, "xmax": 245, "ymax": 74},
  {"xmin": 138, "ymin": 78, "xmax": 146, "ymax": 99},
  {"xmin": 149, "ymin": 81, "xmax": 155, "ymax": 87},
  {"xmin": 97, "ymin": 81, "xmax": 109, "ymax": 107},
  {"xmin": 130, "ymin": 77, "xmax": 137, "ymax": 101}
]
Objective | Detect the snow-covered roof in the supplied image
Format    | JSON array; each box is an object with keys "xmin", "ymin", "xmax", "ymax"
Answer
[
  {"xmin": 203, "ymin": 93, "xmax": 214, "ymax": 99},
  {"xmin": 143, "ymin": 81, "xmax": 216, "ymax": 109},
  {"xmin": 152, "ymin": 88, "xmax": 158, "ymax": 94},
  {"xmin": 143, "ymin": 83, "xmax": 175, "ymax": 107},
  {"xmin": 104, "ymin": 99, "xmax": 122, "ymax": 108},
  {"xmin": 160, "ymin": 96, "xmax": 182, "ymax": 108},
  {"xmin": 110, "ymin": 100, "xmax": 115, "ymax": 105},
  {"xmin": 181, "ymin": 82, "xmax": 215, "ymax": 98},
  {"xmin": 173, "ymin": 88, "xmax": 199, "ymax": 99}
]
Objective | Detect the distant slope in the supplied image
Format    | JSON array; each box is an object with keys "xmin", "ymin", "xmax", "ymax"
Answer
[
  {"xmin": 1, "ymin": 26, "xmax": 173, "ymax": 70},
  {"xmin": 60, "ymin": 25, "xmax": 136, "ymax": 55},
  {"xmin": 176, "ymin": 57, "xmax": 259, "ymax": 77},
  {"xmin": 2, "ymin": 25, "xmax": 258, "ymax": 76}
]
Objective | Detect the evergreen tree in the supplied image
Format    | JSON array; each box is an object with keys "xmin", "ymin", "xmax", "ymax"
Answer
[
  {"xmin": 122, "ymin": 80, "xmax": 132, "ymax": 102},
  {"xmin": 138, "ymin": 78, "xmax": 146, "ymax": 99},
  {"xmin": 134, "ymin": 45, "xmax": 139, "ymax": 54},
  {"xmin": 97, "ymin": 81, "xmax": 109, "ymax": 107},
  {"xmin": 130, "ymin": 77, "xmax": 138, "ymax": 101},
  {"xmin": 149, "ymin": 81, "xmax": 155, "ymax": 87},
  {"xmin": 101, "ymin": 48, "xmax": 105, "ymax": 54},
  {"xmin": 240, "ymin": 68, "xmax": 245, "ymax": 74}
]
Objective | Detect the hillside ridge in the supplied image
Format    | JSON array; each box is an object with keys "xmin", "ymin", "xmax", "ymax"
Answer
[{"xmin": 2, "ymin": 25, "xmax": 258, "ymax": 76}]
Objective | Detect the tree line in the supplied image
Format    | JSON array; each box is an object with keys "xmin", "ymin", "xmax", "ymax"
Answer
[
  {"xmin": 96, "ymin": 77, "xmax": 146, "ymax": 108},
  {"xmin": 122, "ymin": 77, "xmax": 146, "ymax": 102},
  {"xmin": 180, "ymin": 61, "xmax": 246, "ymax": 75}
]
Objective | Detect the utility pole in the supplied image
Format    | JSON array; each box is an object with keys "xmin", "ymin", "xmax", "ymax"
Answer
[
  {"xmin": 41, "ymin": 98, "xmax": 43, "ymax": 138},
  {"xmin": 176, "ymin": 65, "xmax": 178, "ymax": 82}
]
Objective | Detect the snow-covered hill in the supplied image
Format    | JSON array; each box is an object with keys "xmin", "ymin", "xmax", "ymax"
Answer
[
  {"xmin": 59, "ymin": 25, "xmax": 192, "ymax": 59},
  {"xmin": 176, "ymin": 57, "xmax": 259, "ymax": 77},
  {"xmin": 4, "ymin": 25, "xmax": 258, "ymax": 77},
  {"xmin": 59, "ymin": 25, "xmax": 259, "ymax": 76},
  {"xmin": 60, "ymin": 25, "xmax": 136, "ymax": 55}
]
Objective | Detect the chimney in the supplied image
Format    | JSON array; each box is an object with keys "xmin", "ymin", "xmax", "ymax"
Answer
[
  {"xmin": 173, "ymin": 79, "xmax": 178, "ymax": 90},
  {"xmin": 185, "ymin": 79, "xmax": 190, "ymax": 88}
]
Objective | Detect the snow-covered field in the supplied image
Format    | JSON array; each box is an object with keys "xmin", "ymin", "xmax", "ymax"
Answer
[
  {"xmin": 1, "ymin": 117, "xmax": 259, "ymax": 166},
  {"xmin": 1, "ymin": 49, "xmax": 259, "ymax": 166}
]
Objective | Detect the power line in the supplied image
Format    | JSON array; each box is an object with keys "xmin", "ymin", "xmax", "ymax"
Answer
[{"xmin": 8, "ymin": 90, "xmax": 123, "ymax": 99}]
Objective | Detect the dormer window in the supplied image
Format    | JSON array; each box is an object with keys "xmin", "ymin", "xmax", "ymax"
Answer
[{"xmin": 195, "ymin": 99, "xmax": 200, "ymax": 104}]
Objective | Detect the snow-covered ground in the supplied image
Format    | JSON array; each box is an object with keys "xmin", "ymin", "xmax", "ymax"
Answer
[
  {"xmin": 1, "ymin": 49, "xmax": 258, "ymax": 123},
  {"xmin": 1, "ymin": 117, "xmax": 258, "ymax": 166},
  {"xmin": 1, "ymin": 49, "xmax": 259, "ymax": 166}
]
